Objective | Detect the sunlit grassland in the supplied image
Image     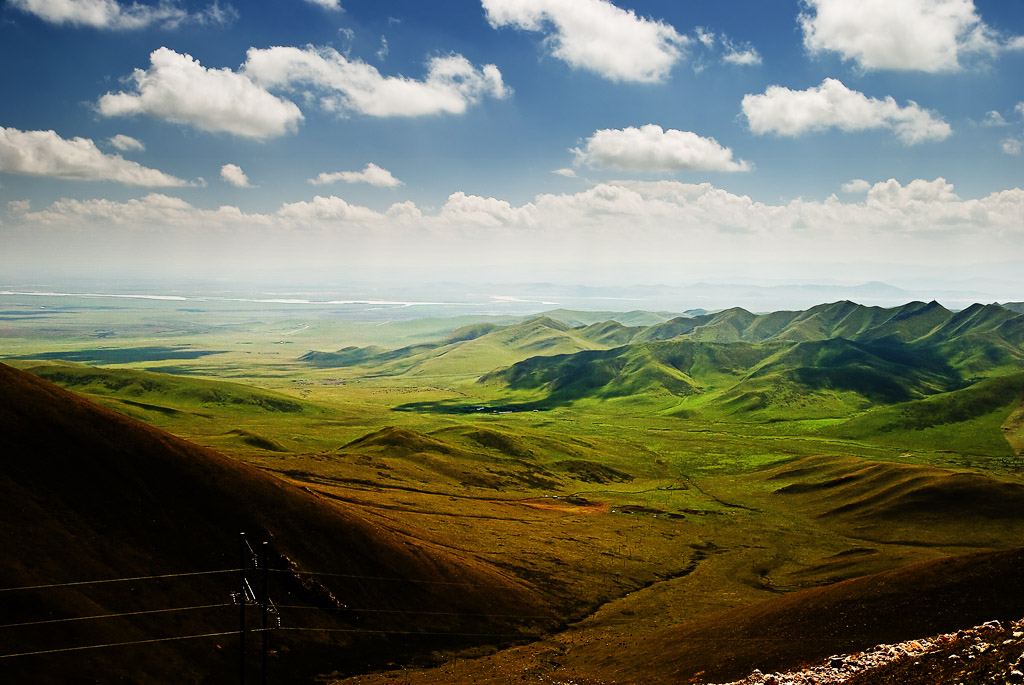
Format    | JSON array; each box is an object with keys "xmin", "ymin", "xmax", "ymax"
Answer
[{"xmin": 5, "ymin": 295, "xmax": 1024, "ymax": 650}]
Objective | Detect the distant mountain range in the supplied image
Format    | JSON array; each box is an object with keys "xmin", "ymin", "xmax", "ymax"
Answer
[{"xmin": 302, "ymin": 301, "xmax": 1024, "ymax": 418}]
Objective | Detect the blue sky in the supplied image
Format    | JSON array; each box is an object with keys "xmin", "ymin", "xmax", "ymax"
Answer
[{"xmin": 1, "ymin": 0, "xmax": 1023, "ymax": 292}]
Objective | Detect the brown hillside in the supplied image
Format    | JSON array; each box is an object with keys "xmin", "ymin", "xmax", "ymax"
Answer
[
  {"xmin": 594, "ymin": 545, "xmax": 1024, "ymax": 683},
  {"xmin": 329, "ymin": 546, "xmax": 1024, "ymax": 685},
  {"xmin": 0, "ymin": 363, "xmax": 554, "ymax": 683}
]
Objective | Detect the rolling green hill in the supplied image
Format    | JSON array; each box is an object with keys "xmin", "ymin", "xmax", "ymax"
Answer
[
  {"xmin": 824, "ymin": 372, "xmax": 1024, "ymax": 458},
  {"xmin": 538, "ymin": 308, "xmax": 676, "ymax": 327},
  {"xmin": 13, "ymin": 362, "xmax": 353, "ymax": 456},
  {"xmin": 713, "ymin": 337, "xmax": 963, "ymax": 419},
  {"xmin": 23, "ymin": 362, "xmax": 317, "ymax": 415},
  {"xmin": 481, "ymin": 335, "xmax": 974, "ymax": 419},
  {"xmin": 298, "ymin": 316, "xmax": 604, "ymax": 376},
  {"xmin": 469, "ymin": 301, "xmax": 1023, "ymax": 424},
  {"xmin": 299, "ymin": 302, "xmax": 1024, "ymax": 393}
]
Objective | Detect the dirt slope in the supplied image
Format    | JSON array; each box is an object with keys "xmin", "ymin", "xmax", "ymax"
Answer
[
  {"xmin": 587, "ymin": 545, "xmax": 1024, "ymax": 683},
  {"xmin": 0, "ymin": 363, "xmax": 553, "ymax": 683},
  {"xmin": 333, "ymin": 545, "xmax": 1024, "ymax": 684}
]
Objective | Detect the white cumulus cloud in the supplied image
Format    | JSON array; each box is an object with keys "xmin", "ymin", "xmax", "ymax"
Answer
[
  {"xmin": 305, "ymin": 0, "xmax": 341, "ymax": 10},
  {"xmin": 481, "ymin": 0, "xmax": 689, "ymax": 83},
  {"xmin": 19, "ymin": 177, "xmax": 1023, "ymax": 239},
  {"xmin": 690, "ymin": 29, "xmax": 762, "ymax": 70},
  {"xmin": 275, "ymin": 195, "xmax": 385, "ymax": 224},
  {"xmin": 742, "ymin": 78, "xmax": 952, "ymax": 145},
  {"xmin": 865, "ymin": 177, "xmax": 960, "ymax": 206},
  {"xmin": 12, "ymin": 178, "xmax": 1024, "ymax": 285},
  {"xmin": 19, "ymin": 192, "xmax": 268, "ymax": 229},
  {"xmin": 97, "ymin": 47, "xmax": 304, "ymax": 140},
  {"xmin": 573, "ymin": 124, "xmax": 752, "ymax": 173},
  {"xmin": 10, "ymin": 0, "xmax": 235, "ymax": 30},
  {"xmin": 244, "ymin": 46, "xmax": 509, "ymax": 118},
  {"xmin": 8, "ymin": 199, "xmax": 32, "ymax": 214},
  {"xmin": 0, "ymin": 125, "xmax": 192, "ymax": 186},
  {"xmin": 220, "ymin": 163, "xmax": 252, "ymax": 187},
  {"xmin": 108, "ymin": 133, "xmax": 144, "ymax": 151},
  {"xmin": 982, "ymin": 111, "xmax": 1009, "ymax": 127},
  {"xmin": 440, "ymin": 191, "xmax": 531, "ymax": 227},
  {"xmin": 798, "ymin": 0, "xmax": 1020, "ymax": 72},
  {"xmin": 308, "ymin": 163, "xmax": 402, "ymax": 187},
  {"xmin": 722, "ymin": 45, "xmax": 762, "ymax": 66},
  {"xmin": 841, "ymin": 179, "xmax": 871, "ymax": 193}
]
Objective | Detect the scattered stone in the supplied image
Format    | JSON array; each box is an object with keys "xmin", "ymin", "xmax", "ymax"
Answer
[{"xmin": 710, "ymin": 615, "xmax": 1024, "ymax": 685}]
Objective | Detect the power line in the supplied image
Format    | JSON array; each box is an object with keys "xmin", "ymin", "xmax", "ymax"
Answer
[
  {"xmin": 274, "ymin": 568, "xmax": 521, "ymax": 589},
  {"xmin": 0, "ymin": 630, "xmax": 240, "ymax": 660},
  {"xmin": 0, "ymin": 569, "xmax": 240, "ymax": 594},
  {"xmin": 0, "ymin": 603, "xmax": 232, "ymax": 630},
  {"xmin": 275, "ymin": 604, "xmax": 552, "ymax": 620},
  {"xmin": 278, "ymin": 627, "xmax": 527, "ymax": 638}
]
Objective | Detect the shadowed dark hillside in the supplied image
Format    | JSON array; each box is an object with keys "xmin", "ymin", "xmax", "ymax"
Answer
[
  {"xmin": 0, "ymin": 364, "xmax": 554, "ymax": 683},
  {"xmin": 483, "ymin": 340, "xmax": 781, "ymax": 401},
  {"xmin": 763, "ymin": 455, "xmax": 1024, "ymax": 547},
  {"xmin": 324, "ymin": 545, "xmax": 1024, "ymax": 684},
  {"xmin": 482, "ymin": 336, "xmax": 967, "ymax": 415},
  {"xmin": 594, "ymin": 546, "xmax": 1024, "ymax": 684},
  {"xmin": 718, "ymin": 337, "xmax": 962, "ymax": 413},
  {"xmin": 823, "ymin": 372, "xmax": 1024, "ymax": 458}
]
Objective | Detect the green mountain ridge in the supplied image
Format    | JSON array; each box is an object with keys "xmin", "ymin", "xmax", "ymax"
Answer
[
  {"xmin": 468, "ymin": 302, "xmax": 1023, "ymax": 432},
  {"xmin": 299, "ymin": 300, "xmax": 1024, "ymax": 380}
]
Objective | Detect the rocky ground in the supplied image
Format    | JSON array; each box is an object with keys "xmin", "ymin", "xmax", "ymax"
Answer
[{"xmin": 716, "ymin": 617, "xmax": 1024, "ymax": 685}]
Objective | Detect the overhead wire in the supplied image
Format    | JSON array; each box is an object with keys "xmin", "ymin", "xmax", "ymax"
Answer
[
  {"xmin": 273, "ymin": 568, "xmax": 521, "ymax": 589},
  {"xmin": 274, "ymin": 604, "xmax": 553, "ymax": 619},
  {"xmin": 0, "ymin": 556, "xmax": 548, "ymax": 661},
  {"xmin": 278, "ymin": 626, "xmax": 527, "ymax": 638},
  {"xmin": 0, "ymin": 603, "xmax": 233, "ymax": 630},
  {"xmin": 0, "ymin": 569, "xmax": 241, "ymax": 593},
  {"xmin": 0, "ymin": 631, "xmax": 241, "ymax": 660}
]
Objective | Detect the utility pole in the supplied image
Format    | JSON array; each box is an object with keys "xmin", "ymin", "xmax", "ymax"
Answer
[
  {"xmin": 261, "ymin": 541, "xmax": 269, "ymax": 685},
  {"xmin": 240, "ymin": 532, "xmax": 247, "ymax": 685}
]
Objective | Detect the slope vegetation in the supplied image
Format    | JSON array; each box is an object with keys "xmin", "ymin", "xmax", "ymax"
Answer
[
  {"xmin": 24, "ymin": 362, "xmax": 316, "ymax": 415},
  {"xmin": 327, "ymin": 546, "xmax": 1024, "ymax": 684},
  {"xmin": 0, "ymin": 364, "xmax": 554, "ymax": 683},
  {"xmin": 826, "ymin": 371, "xmax": 1024, "ymax": 458},
  {"xmin": 482, "ymin": 336, "xmax": 966, "ymax": 417},
  {"xmin": 604, "ymin": 546, "xmax": 1024, "ymax": 684},
  {"xmin": 300, "ymin": 317, "xmax": 602, "ymax": 376},
  {"xmin": 299, "ymin": 302, "xmax": 1024, "ymax": 398},
  {"xmin": 763, "ymin": 455, "xmax": 1024, "ymax": 547}
]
